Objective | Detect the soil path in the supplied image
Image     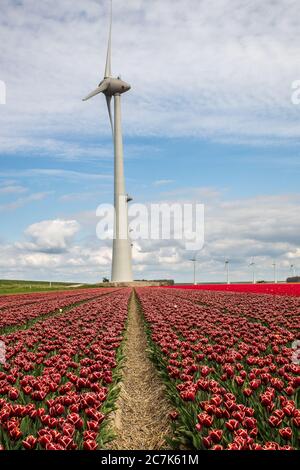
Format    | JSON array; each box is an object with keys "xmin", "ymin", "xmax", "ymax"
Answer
[{"xmin": 108, "ymin": 290, "xmax": 171, "ymax": 450}]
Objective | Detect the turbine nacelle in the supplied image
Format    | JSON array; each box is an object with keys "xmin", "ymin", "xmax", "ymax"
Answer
[
  {"xmin": 102, "ymin": 77, "xmax": 131, "ymax": 96},
  {"xmin": 82, "ymin": 77, "xmax": 130, "ymax": 102}
]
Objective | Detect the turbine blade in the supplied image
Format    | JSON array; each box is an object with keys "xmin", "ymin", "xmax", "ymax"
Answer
[
  {"xmin": 106, "ymin": 95, "xmax": 113, "ymax": 133},
  {"xmin": 82, "ymin": 81, "xmax": 108, "ymax": 101},
  {"xmin": 104, "ymin": 0, "xmax": 112, "ymax": 78}
]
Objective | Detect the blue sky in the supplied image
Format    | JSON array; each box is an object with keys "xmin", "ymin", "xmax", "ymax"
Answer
[{"xmin": 0, "ymin": 0, "xmax": 300, "ymax": 283}]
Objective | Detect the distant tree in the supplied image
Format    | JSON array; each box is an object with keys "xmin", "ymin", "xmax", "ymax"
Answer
[
  {"xmin": 287, "ymin": 276, "xmax": 300, "ymax": 283},
  {"xmin": 102, "ymin": 277, "xmax": 110, "ymax": 283}
]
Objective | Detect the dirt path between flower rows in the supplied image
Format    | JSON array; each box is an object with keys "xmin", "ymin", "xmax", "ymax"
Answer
[{"xmin": 108, "ymin": 290, "xmax": 172, "ymax": 450}]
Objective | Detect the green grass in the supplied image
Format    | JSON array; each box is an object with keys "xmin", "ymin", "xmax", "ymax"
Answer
[{"xmin": 0, "ymin": 279, "xmax": 93, "ymax": 295}]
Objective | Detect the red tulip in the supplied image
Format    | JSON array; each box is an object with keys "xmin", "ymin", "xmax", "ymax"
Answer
[
  {"xmin": 273, "ymin": 409, "xmax": 284, "ymax": 419},
  {"xmin": 225, "ymin": 419, "xmax": 239, "ymax": 432},
  {"xmin": 9, "ymin": 428, "xmax": 22, "ymax": 440},
  {"xmin": 227, "ymin": 442, "xmax": 241, "ymax": 450},
  {"xmin": 269, "ymin": 415, "xmax": 282, "ymax": 428},
  {"xmin": 202, "ymin": 436, "xmax": 212, "ymax": 449},
  {"xmin": 279, "ymin": 427, "xmax": 292, "ymax": 441},
  {"xmin": 83, "ymin": 431, "xmax": 97, "ymax": 441},
  {"xmin": 83, "ymin": 439, "xmax": 98, "ymax": 451},
  {"xmin": 235, "ymin": 376, "xmax": 244, "ymax": 386},
  {"xmin": 198, "ymin": 412, "xmax": 214, "ymax": 427},
  {"xmin": 169, "ymin": 410, "xmax": 179, "ymax": 421},
  {"xmin": 68, "ymin": 413, "xmax": 83, "ymax": 429},
  {"xmin": 22, "ymin": 436, "xmax": 37, "ymax": 450},
  {"xmin": 212, "ymin": 444, "xmax": 223, "ymax": 450},
  {"xmin": 249, "ymin": 379, "xmax": 261, "ymax": 390},
  {"xmin": 62, "ymin": 424, "xmax": 75, "ymax": 438},
  {"xmin": 209, "ymin": 429, "xmax": 223, "ymax": 443},
  {"xmin": 85, "ymin": 408, "xmax": 105, "ymax": 423},
  {"xmin": 243, "ymin": 417, "xmax": 257, "ymax": 430},
  {"xmin": 8, "ymin": 388, "xmax": 19, "ymax": 401},
  {"xmin": 251, "ymin": 443, "xmax": 263, "ymax": 450},
  {"xmin": 87, "ymin": 420, "xmax": 99, "ymax": 432},
  {"xmin": 201, "ymin": 366, "xmax": 210, "ymax": 377},
  {"xmin": 264, "ymin": 441, "xmax": 280, "ymax": 450},
  {"xmin": 292, "ymin": 417, "xmax": 300, "ymax": 428},
  {"xmin": 282, "ymin": 405, "xmax": 295, "ymax": 417},
  {"xmin": 58, "ymin": 436, "xmax": 73, "ymax": 450}
]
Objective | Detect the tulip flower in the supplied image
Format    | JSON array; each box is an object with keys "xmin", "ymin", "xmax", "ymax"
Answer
[
  {"xmin": 279, "ymin": 427, "xmax": 292, "ymax": 441},
  {"xmin": 209, "ymin": 429, "xmax": 223, "ymax": 443},
  {"xmin": 202, "ymin": 436, "xmax": 212, "ymax": 449},
  {"xmin": 8, "ymin": 388, "xmax": 19, "ymax": 401},
  {"xmin": 22, "ymin": 436, "xmax": 37, "ymax": 450},
  {"xmin": 83, "ymin": 440, "xmax": 98, "ymax": 451},
  {"xmin": 169, "ymin": 410, "xmax": 179, "ymax": 421},
  {"xmin": 225, "ymin": 419, "xmax": 240, "ymax": 432}
]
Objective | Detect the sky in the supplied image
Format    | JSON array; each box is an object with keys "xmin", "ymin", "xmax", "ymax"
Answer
[{"xmin": 0, "ymin": 0, "xmax": 300, "ymax": 283}]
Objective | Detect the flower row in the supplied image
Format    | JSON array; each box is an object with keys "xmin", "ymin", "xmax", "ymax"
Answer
[
  {"xmin": 137, "ymin": 288, "xmax": 300, "ymax": 450},
  {"xmin": 0, "ymin": 288, "xmax": 130, "ymax": 450},
  {"xmin": 0, "ymin": 288, "xmax": 116, "ymax": 331}
]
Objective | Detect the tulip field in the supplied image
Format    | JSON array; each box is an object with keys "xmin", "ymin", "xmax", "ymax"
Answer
[
  {"xmin": 136, "ymin": 288, "xmax": 300, "ymax": 451},
  {"xmin": 0, "ymin": 288, "xmax": 130, "ymax": 450},
  {"xmin": 0, "ymin": 288, "xmax": 118, "ymax": 332},
  {"xmin": 0, "ymin": 285, "xmax": 299, "ymax": 450},
  {"xmin": 165, "ymin": 283, "xmax": 300, "ymax": 296}
]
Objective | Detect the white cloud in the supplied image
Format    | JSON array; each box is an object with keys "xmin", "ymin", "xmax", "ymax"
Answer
[
  {"xmin": 1, "ymin": 0, "xmax": 300, "ymax": 159},
  {"xmin": 0, "ymin": 169, "xmax": 112, "ymax": 181},
  {"xmin": 1, "ymin": 190, "xmax": 298, "ymax": 283},
  {"xmin": 0, "ymin": 184, "xmax": 27, "ymax": 195},
  {"xmin": 0, "ymin": 192, "xmax": 49, "ymax": 212},
  {"xmin": 22, "ymin": 219, "xmax": 80, "ymax": 254},
  {"xmin": 153, "ymin": 179, "xmax": 174, "ymax": 186}
]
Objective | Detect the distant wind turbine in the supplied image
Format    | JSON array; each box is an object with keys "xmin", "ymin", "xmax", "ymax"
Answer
[
  {"xmin": 189, "ymin": 255, "xmax": 198, "ymax": 285},
  {"xmin": 272, "ymin": 261, "xmax": 277, "ymax": 284},
  {"xmin": 225, "ymin": 259, "xmax": 230, "ymax": 285},
  {"xmin": 83, "ymin": 1, "xmax": 133, "ymax": 282},
  {"xmin": 290, "ymin": 264, "xmax": 296, "ymax": 277},
  {"xmin": 249, "ymin": 260, "xmax": 256, "ymax": 284}
]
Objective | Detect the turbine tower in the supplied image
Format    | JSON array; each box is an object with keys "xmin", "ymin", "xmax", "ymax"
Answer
[
  {"xmin": 290, "ymin": 264, "xmax": 296, "ymax": 277},
  {"xmin": 272, "ymin": 261, "xmax": 277, "ymax": 284},
  {"xmin": 189, "ymin": 255, "xmax": 197, "ymax": 285},
  {"xmin": 249, "ymin": 260, "xmax": 256, "ymax": 284},
  {"xmin": 83, "ymin": 1, "xmax": 133, "ymax": 282},
  {"xmin": 225, "ymin": 259, "xmax": 230, "ymax": 285}
]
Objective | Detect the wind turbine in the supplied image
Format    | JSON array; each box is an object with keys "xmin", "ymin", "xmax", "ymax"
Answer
[
  {"xmin": 225, "ymin": 259, "xmax": 230, "ymax": 285},
  {"xmin": 290, "ymin": 264, "xmax": 296, "ymax": 277},
  {"xmin": 249, "ymin": 260, "xmax": 256, "ymax": 284},
  {"xmin": 189, "ymin": 255, "xmax": 198, "ymax": 285},
  {"xmin": 83, "ymin": 1, "xmax": 133, "ymax": 282},
  {"xmin": 272, "ymin": 261, "xmax": 277, "ymax": 284}
]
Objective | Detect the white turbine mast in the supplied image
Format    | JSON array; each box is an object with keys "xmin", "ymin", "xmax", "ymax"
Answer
[
  {"xmin": 290, "ymin": 264, "xmax": 296, "ymax": 277},
  {"xmin": 249, "ymin": 259, "xmax": 256, "ymax": 284},
  {"xmin": 83, "ymin": 0, "xmax": 133, "ymax": 282},
  {"xmin": 189, "ymin": 255, "xmax": 198, "ymax": 285},
  {"xmin": 225, "ymin": 259, "xmax": 230, "ymax": 285},
  {"xmin": 272, "ymin": 261, "xmax": 277, "ymax": 284}
]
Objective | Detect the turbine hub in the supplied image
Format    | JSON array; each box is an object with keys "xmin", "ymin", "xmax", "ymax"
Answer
[{"xmin": 101, "ymin": 77, "xmax": 131, "ymax": 96}]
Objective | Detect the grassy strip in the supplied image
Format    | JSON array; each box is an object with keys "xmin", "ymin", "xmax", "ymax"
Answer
[{"xmin": 0, "ymin": 280, "xmax": 103, "ymax": 296}]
